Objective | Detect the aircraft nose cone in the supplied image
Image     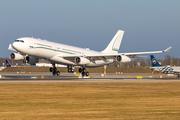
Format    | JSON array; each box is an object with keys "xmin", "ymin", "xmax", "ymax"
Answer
[{"xmin": 12, "ymin": 42, "xmax": 18, "ymax": 49}]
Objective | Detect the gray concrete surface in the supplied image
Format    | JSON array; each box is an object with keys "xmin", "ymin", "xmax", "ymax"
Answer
[{"xmin": 0, "ymin": 72, "xmax": 179, "ymax": 82}]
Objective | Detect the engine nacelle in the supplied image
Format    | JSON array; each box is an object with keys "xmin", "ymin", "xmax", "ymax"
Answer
[
  {"xmin": 116, "ymin": 55, "xmax": 131, "ymax": 63},
  {"xmin": 74, "ymin": 57, "xmax": 90, "ymax": 65},
  {"xmin": 24, "ymin": 56, "xmax": 39, "ymax": 64},
  {"xmin": 10, "ymin": 53, "xmax": 24, "ymax": 60}
]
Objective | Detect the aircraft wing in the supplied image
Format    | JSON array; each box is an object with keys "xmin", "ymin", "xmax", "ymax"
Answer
[
  {"xmin": 123, "ymin": 46, "xmax": 172, "ymax": 58},
  {"xmin": 59, "ymin": 46, "xmax": 172, "ymax": 62}
]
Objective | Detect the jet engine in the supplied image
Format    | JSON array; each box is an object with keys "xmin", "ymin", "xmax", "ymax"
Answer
[
  {"xmin": 23, "ymin": 56, "xmax": 39, "ymax": 64},
  {"xmin": 116, "ymin": 55, "xmax": 131, "ymax": 63},
  {"xmin": 10, "ymin": 53, "xmax": 24, "ymax": 60},
  {"xmin": 74, "ymin": 57, "xmax": 90, "ymax": 65}
]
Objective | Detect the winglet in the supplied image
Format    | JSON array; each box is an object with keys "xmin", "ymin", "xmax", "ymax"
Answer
[{"xmin": 163, "ymin": 46, "xmax": 172, "ymax": 52}]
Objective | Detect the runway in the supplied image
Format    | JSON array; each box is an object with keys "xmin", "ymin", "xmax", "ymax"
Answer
[{"xmin": 0, "ymin": 72, "xmax": 180, "ymax": 82}]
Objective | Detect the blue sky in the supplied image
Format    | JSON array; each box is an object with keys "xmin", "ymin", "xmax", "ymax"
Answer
[{"xmin": 0, "ymin": 0, "xmax": 180, "ymax": 59}]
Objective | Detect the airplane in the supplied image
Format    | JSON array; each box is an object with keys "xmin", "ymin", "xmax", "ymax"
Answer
[
  {"xmin": 8, "ymin": 30, "xmax": 172, "ymax": 76},
  {"xmin": 0, "ymin": 59, "xmax": 11, "ymax": 71},
  {"xmin": 150, "ymin": 55, "xmax": 180, "ymax": 78},
  {"xmin": 5, "ymin": 59, "xmax": 11, "ymax": 67}
]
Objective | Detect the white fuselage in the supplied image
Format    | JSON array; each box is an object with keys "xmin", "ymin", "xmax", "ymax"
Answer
[
  {"xmin": 12, "ymin": 37, "xmax": 114, "ymax": 67},
  {"xmin": 150, "ymin": 66, "xmax": 180, "ymax": 74}
]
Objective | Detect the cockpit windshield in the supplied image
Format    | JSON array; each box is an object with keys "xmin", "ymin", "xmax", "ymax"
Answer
[{"xmin": 15, "ymin": 40, "xmax": 24, "ymax": 43}]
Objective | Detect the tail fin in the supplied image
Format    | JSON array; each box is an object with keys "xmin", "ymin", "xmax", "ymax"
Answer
[
  {"xmin": 150, "ymin": 55, "xmax": 162, "ymax": 67},
  {"xmin": 101, "ymin": 30, "xmax": 124, "ymax": 54},
  {"xmin": 6, "ymin": 59, "xmax": 11, "ymax": 67}
]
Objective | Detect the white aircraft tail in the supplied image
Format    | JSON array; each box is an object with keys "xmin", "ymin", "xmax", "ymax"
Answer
[{"xmin": 101, "ymin": 30, "xmax": 124, "ymax": 54}]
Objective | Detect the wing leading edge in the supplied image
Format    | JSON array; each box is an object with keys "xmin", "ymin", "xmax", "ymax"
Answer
[{"xmin": 124, "ymin": 46, "xmax": 172, "ymax": 58}]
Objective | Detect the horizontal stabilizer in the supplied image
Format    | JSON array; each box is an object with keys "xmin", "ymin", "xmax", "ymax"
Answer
[{"xmin": 8, "ymin": 44, "xmax": 17, "ymax": 52}]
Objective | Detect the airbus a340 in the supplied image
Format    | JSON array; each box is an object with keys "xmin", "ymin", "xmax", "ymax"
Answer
[{"xmin": 8, "ymin": 30, "xmax": 172, "ymax": 76}]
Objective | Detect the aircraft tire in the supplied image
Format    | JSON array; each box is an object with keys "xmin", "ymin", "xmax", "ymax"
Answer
[
  {"xmin": 86, "ymin": 72, "xmax": 89, "ymax": 76},
  {"xmin": 53, "ymin": 71, "xmax": 56, "ymax": 76},
  {"xmin": 82, "ymin": 72, "xmax": 85, "ymax": 76},
  {"xmin": 57, "ymin": 71, "xmax": 60, "ymax": 76},
  {"xmin": 54, "ymin": 67, "xmax": 57, "ymax": 71},
  {"xmin": 50, "ymin": 67, "xmax": 53, "ymax": 72},
  {"xmin": 68, "ymin": 69, "xmax": 71, "ymax": 73},
  {"xmin": 79, "ymin": 68, "xmax": 82, "ymax": 73},
  {"xmin": 83, "ymin": 68, "xmax": 86, "ymax": 72}
]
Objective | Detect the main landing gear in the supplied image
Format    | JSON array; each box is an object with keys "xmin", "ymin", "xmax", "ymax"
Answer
[
  {"xmin": 79, "ymin": 67, "xmax": 89, "ymax": 76},
  {"xmin": 50, "ymin": 64, "xmax": 89, "ymax": 77},
  {"xmin": 177, "ymin": 75, "xmax": 180, "ymax": 78},
  {"xmin": 67, "ymin": 65, "xmax": 74, "ymax": 73},
  {"xmin": 67, "ymin": 65, "xmax": 89, "ymax": 76},
  {"xmin": 50, "ymin": 63, "xmax": 60, "ymax": 76}
]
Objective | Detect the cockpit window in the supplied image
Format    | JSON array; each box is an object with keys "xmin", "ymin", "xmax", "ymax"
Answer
[{"xmin": 15, "ymin": 40, "xmax": 24, "ymax": 43}]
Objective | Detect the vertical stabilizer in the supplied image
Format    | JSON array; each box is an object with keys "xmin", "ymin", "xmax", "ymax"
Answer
[
  {"xmin": 150, "ymin": 55, "xmax": 162, "ymax": 67},
  {"xmin": 101, "ymin": 30, "xmax": 124, "ymax": 54},
  {"xmin": 6, "ymin": 59, "xmax": 11, "ymax": 67}
]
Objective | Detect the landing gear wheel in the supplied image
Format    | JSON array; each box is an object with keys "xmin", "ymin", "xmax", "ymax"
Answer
[
  {"xmin": 82, "ymin": 72, "xmax": 85, "ymax": 76},
  {"xmin": 83, "ymin": 68, "xmax": 86, "ymax": 72},
  {"xmin": 53, "ymin": 71, "xmax": 56, "ymax": 76},
  {"xmin": 67, "ymin": 65, "xmax": 74, "ymax": 73},
  {"xmin": 54, "ymin": 67, "xmax": 57, "ymax": 71},
  {"xmin": 85, "ymin": 72, "xmax": 89, "ymax": 76},
  {"xmin": 57, "ymin": 71, "xmax": 60, "ymax": 76},
  {"xmin": 79, "ymin": 67, "xmax": 89, "ymax": 77},
  {"xmin": 177, "ymin": 75, "xmax": 180, "ymax": 78},
  {"xmin": 68, "ymin": 69, "xmax": 71, "ymax": 73},
  {"xmin": 50, "ymin": 67, "xmax": 53, "ymax": 72},
  {"xmin": 79, "ymin": 68, "xmax": 82, "ymax": 73},
  {"xmin": 50, "ymin": 63, "xmax": 61, "ymax": 76}
]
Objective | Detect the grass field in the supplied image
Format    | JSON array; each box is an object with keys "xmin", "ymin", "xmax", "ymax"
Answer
[{"xmin": 0, "ymin": 82, "xmax": 180, "ymax": 119}]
